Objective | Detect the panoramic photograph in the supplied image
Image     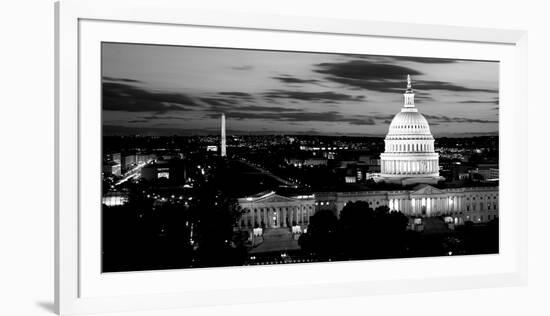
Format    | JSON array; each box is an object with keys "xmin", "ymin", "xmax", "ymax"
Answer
[{"xmin": 101, "ymin": 42, "xmax": 499, "ymax": 272}]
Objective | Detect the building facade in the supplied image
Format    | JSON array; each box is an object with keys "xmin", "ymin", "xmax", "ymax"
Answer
[
  {"xmin": 237, "ymin": 191, "xmax": 315, "ymax": 231},
  {"xmin": 236, "ymin": 184, "xmax": 498, "ymax": 240},
  {"xmin": 315, "ymin": 184, "xmax": 499, "ymax": 225}
]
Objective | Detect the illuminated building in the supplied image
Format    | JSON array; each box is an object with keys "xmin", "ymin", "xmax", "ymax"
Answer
[
  {"xmin": 238, "ymin": 184, "xmax": 498, "ymax": 242},
  {"xmin": 315, "ymin": 184, "xmax": 498, "ymax": 225},
  {"xmin": 237, "ymin": 191, "xmax": 315, "ymax": 230},
  {"xmin": 122, "ymin": 153, "xmax": 154, "ymax": 170},
  {"xmin": 102, "ymin": 191, "xmax": 128, "ymax": 206},
  {"xmin": 379, "ymin": 75, "xmax": 443, "ymax": 185},
  {"xmin": 102, "ymin": 160, "xmax": 121, "ymax": 177},
  {"xmin": 141, "ymin": 159, "xmax": 187, "ymax": 183}
]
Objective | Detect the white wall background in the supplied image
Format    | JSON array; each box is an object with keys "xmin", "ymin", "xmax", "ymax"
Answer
[{"xmin": 0, "ymin": 0, "xmax": 547, "ymax": 315}]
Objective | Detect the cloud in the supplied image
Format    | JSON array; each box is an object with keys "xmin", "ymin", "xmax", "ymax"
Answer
[
  {"xmin": 199, "ymin": 97, "xmax": 238, "ymax": 107},
  {"xmin": 458, "ymin": 98, "xmax": 500, "ymax": 105},
  {"xmin": 343, "ymin": 54, "xmax": 459, "ymax": 64},
  {"xmin": 316, "ymin": 60, "xmax": 422, "ymax": 81},
  {"xmin": 103, "ymin": 125, "xmax": 217, "ymax": 136},
  {"xmin": 102, "ymin": 81, "xmax": 199, "ymax": 113},
  {"xmin": 231, "ymin": 105, "xmax": 302, "ymax": 112},
  {"xmin": 424, "ymin": 114, "xmax": 498, "ymax": 124},
  {"xmin": 263, "ymin": 90, "xmax": 365, "ymax": 103},
  {"xmin": 218, "ymin": 92, "xmax": 254, "ymax": 100},
  {"xmin": 313, "ymin": 60, "xmax": 422, "ymax": 93},
  {"xmin": 417, "ymin": 80, "xmax": 497, "ymax": 93},
  {"xmin": 314, "ymin": 59, "xmax": 497, "ymax": 94},
  {"xmin": 272, "ymin": 75, "xmax": 320, "ymax": 84},
  {"xmin": 199, "ymin": 92, "xmax": 257, "ymax": 111},
  {"xmin": 210, "ymin": 111, "xmax": 377, "ymax": 126},
  {"xmin": 390, "ymin": 56, "xmax": 459, "ymax": 64},
  {"xmin": 140, "ymin": 115, "xmax": 189, "ymax": 120},
  {"xmin": 232, "ymin": 65, "xmax": 253, "ymax": 71},
  {"xmin": 102, "ymin": 76, "xmax": 142, "ymax": 83},
  {"xmin": 127, "ymin": 119, "xmax": 149, "ymax": 123}
]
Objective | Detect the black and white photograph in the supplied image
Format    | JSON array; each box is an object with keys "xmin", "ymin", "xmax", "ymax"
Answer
[{"xmin": 101, "ymin": 42, "xmax": 499, "ymax": 272}]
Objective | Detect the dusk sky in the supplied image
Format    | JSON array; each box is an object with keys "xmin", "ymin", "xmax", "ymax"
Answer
[{"xmin": 102, "ymin": 42, "xmax": 499, "ymax": 137}]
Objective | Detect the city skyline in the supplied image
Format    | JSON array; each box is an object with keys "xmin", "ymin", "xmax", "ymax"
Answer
[{"xmin": 102, "ymin": 42, "xmax": 499, "ymax": 137}]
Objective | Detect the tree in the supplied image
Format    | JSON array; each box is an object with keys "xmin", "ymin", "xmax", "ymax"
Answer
[
  {"xmin": 188, "ymin": 170, "xmax": 246, "ymax": 267},
  {"xmin": 298, "ymin": 210, "xmax": 339, "ymax": 258},
  {"xmin": 339, "ymin": 202, "xmax": 408, "ymax": 259}
]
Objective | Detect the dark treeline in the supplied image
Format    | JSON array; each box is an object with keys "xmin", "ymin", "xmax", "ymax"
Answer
[{"xmin": 299, "ymin": 201, "xmax": 498, "ymax": 261}]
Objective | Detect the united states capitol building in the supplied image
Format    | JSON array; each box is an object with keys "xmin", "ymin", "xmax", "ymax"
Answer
[{"xmin": 235, "ymin": 76, "xmax": 498, "ymax": 243}]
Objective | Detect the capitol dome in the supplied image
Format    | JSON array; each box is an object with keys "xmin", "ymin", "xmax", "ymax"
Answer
[
  {"xmin": 387, "ymin": 111, "xmax": 432, "ymax": 136},
  {"xmin": 378, "ymin": 75, "xmax": 442, "ymax": 185}
]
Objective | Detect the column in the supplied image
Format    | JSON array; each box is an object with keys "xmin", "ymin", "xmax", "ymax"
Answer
[
  {"xmin": 454, "ymin": 196, "xmax": 457, "ymax": 212},
  {"xmin": 283, "ymin": 208, "xmax": 287, "ymax": 227}
]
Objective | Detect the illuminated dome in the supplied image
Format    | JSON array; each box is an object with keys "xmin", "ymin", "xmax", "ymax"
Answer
[
  {"xmin": 387, "ymin": 111, "xmax": 432, "ymax": 136},
  {"xmin": 378, "ymin": 75, "xmax": 442, "ymax": 185}
]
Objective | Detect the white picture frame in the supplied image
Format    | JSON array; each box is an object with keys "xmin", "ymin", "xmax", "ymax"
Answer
[{"xmin": 55, "ymin": 0, "xmax": 528, "ymax": 314}]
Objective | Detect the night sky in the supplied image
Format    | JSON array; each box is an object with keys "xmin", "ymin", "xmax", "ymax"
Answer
[{"xmin": 102, "ymin": 42, "xmax": 499, "ymax": 137}]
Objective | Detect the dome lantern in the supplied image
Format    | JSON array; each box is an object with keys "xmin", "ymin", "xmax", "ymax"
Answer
[{"xmin": 403, "ymin": 74, "xmax": 416, "ymax": 109}]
